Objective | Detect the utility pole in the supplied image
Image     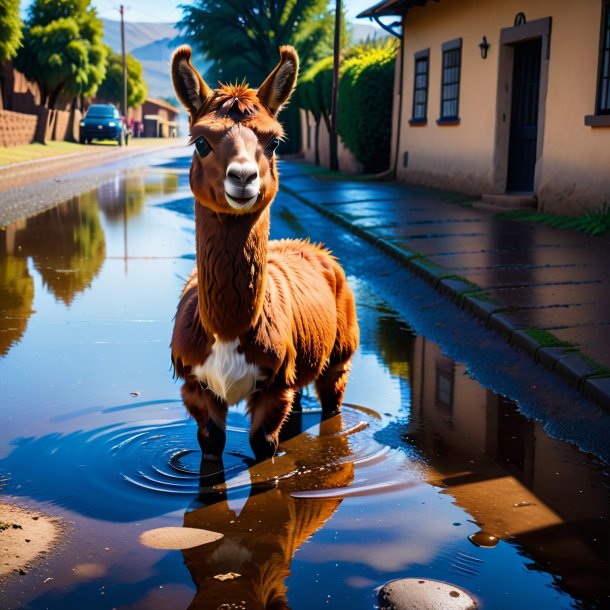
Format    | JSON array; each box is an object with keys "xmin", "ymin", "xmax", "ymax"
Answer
[
  {"xmin": 120, "ymin": 5, "xmax": 127, "ymax": 118},
  {"xmin": 329, "ymin": 0, "xmax": 341, "ymax": 171}
]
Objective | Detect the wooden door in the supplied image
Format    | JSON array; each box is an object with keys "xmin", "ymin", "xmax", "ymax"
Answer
[{"xmin": 507, "ymin": 39, "xmax": 542, "ymax": 192}]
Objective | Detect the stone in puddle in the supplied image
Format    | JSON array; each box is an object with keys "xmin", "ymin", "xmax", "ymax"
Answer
[{"xmin": 378, "ymin": 578, "xmax": 477, "ymax": 610}]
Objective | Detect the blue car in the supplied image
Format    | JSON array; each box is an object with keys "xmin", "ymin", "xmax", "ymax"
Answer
[{"xmin": 80, "ymin": 104, "xmax": 127, "ymax": 145}]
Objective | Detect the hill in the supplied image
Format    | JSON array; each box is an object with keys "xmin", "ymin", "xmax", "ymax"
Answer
[
  {"xmin": 101, "ymin": 19, "xmax": 210, "ymax": 99},
  {"xmin": 101, "ymin": 18, "xmax": 386, "ymax": 100}
]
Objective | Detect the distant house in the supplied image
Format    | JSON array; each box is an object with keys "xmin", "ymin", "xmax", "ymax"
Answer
[
  {"xmin": 359, "ymin": 0, "xmax": 610, "ymax": 215},
  {"xmin": 141, "ymin": 98, "xmax": 180, "ymax": 138}
]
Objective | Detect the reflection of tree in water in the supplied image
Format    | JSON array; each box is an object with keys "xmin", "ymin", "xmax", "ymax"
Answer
[
  {"xmin": 375, "ymin": 312, "xmax": 415, "ymax": 380},
  {"xmin": 15, "ymin": 194, "xmax": 106, "ymax": 306},
  {"xmin": 184, "ymin": 414, "xmax": 354, "ymax": 610},
  {"xmin": 98, "ymin": 172, "xmax": 180, "ymax": 223},
  {"xmin": 0, "ymin": 255, "xmax": 34, "ymax": 357}
]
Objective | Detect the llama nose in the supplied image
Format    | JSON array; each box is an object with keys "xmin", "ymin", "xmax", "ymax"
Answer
[{"xmin": 226, "ymin": 161, "xmax": 258, "ymax": 186}]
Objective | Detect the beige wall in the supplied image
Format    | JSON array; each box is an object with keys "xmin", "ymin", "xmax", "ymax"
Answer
[
  {"xmin": 300, "ymin": 109, "xmax": 363, "ymax": 174},
  {"xmin": 397, "ymin": 0, "xmax": 610, "ymax": 214}
]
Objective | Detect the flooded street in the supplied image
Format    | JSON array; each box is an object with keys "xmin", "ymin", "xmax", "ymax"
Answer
[{"xmin": 0, "ymin": 148, "xmax": 608, "ymax": 610}]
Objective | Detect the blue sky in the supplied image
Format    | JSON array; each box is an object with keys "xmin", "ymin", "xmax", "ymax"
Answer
[{"xmin": 21, "ymin": 1, "xmax": 381, "ymax": 25}]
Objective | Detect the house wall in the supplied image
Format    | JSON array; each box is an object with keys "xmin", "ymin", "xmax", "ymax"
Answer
[
  {"xmin": 398, "ymin": 0, "xmax": 610, "ymax": 214},
  {"xmin": 300, "ymin": 109, "xmax": 363, "ymax": 174}
]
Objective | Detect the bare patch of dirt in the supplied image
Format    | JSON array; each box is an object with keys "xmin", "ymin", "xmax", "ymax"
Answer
[{"xmin": 0, "ymin": 502, "xmax": 63, "ymax": 579}]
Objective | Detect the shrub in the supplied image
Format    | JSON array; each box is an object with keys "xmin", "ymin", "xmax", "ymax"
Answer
[{"xmin": 338, "ymin": 39, "xmax": 397, "ymax": 173}]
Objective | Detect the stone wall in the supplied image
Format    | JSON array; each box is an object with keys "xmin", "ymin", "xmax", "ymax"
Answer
[{"xmin": 0, "ymin": 109, "xmax": 38, "ymax": 147}]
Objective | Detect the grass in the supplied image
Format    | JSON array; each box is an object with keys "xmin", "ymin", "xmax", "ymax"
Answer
[
  {"xmin": 0, "ymin": 141, "xmax": 82, "ymax": 166},
  {"xmin": 522, "ymin": 327, "xmax": 573, "ymax": 349},
  {"xmin": 497, "ymin": 203, "xmax": 610, "ymax": 236},
  {"xmin": 0, "ymin": 137, "xmax": 179, "ymax": 167},
  {"xmin": 0, "ymin": 521, "xmax": 22, "ymax": 531}
]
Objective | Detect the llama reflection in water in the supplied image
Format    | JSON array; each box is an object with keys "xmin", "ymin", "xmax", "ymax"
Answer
[{"xmin": 182, "ymin": 408, "xmax": 354, "ymax": 610}]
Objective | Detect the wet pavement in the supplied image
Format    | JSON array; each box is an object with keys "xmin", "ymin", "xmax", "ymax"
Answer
[
  {"xmin": 279, "ymin": 163, "xmax": 610, "ymax": 409},
  {"xmin": 0, "ymin": 147, "xmax": 609, "ymax": 609},
  {"xmin": 0, "ymin": 140, "xmax": 181, "ymax": 227}
]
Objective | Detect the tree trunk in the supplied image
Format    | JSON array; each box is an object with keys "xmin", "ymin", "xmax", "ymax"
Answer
[{"xmin": 314, "ymin": 117, "xmax": 320, "ymax": 166}]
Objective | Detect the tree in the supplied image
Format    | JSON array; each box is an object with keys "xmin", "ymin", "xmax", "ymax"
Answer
[
  {"xmin": 298, "ymin": 56, "xmax": 333, "ymax": 165},
  {"xmin": 97, "ymin": 48, "xmax": 147, "ymax": 110},
  {"xmin": 16, "ymin": 0, "xmax": 107, "ymax": 109},
  {"xmin": 179, "ymin": 0, "xmax": 346, "ymax": 154},
  {"xmin": 338, "ymin": 39, "xmax": 397, "ymax": 173},
  {"xmin": 179, "ymin": 0, "xmax": 338, "ymax": 84},
  {"xmin": 0, "ymin": 0, "xmax": 23, "ymax": 64}
]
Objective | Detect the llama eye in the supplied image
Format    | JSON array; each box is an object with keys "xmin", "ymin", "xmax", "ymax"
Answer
[
  {"xmin": 265, "ymin": 137, "xmax": 280, "ymax": 156},
  {"xmin": 194, "ymin": 136, "xmax": 212, "ymax": 158}
]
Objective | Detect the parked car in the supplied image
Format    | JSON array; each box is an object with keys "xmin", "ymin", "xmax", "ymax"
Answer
[{"xmin": 79, "ymin": 104, "xmax": 127, "ymax": 145}]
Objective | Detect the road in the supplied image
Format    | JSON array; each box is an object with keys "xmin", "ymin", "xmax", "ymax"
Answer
[{"xmin": 0, "ymin": 146, "xmax": 608, "ymax": 609}]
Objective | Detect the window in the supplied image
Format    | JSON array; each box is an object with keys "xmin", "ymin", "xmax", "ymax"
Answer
[
  {"xmin": 587, "ymin": 1, "xmax": 610, "ymax": 125},
  {"xmin": 411, "ymin": 49, "xmax": 429, "ymax": 124},
  {"xmin": 596, "ymin": 0, "xmax": 610, "ymax": 114},
  {"xmin": 439, "ymin": 38, "xmax": 462, "ymax": 122}
]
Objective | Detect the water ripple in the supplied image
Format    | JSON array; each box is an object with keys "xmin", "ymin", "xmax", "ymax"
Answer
[{"xmin": 0, "ymin": 401, "xmax": 419, "ymax": 522}]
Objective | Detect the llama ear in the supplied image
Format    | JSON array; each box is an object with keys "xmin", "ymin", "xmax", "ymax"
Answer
[
  {"xmin": 171, "ymin": 45, "xmax": 213, "ymax": 120},
  {"xmin": 257, "ymin": 45, "xmax": 299, "ymax": 116}
]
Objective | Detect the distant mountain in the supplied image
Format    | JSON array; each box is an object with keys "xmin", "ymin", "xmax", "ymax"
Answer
[
  {"xmin": 350, "ymin": 23, "xmax": 389, "ymax": 44},
  {"xmin": 101, "ymin": 19, "xmax": 176, "ymax": 54},
  {"xmin": 101, "ymin": 18, "xmax": 210, "ymax": 99},
  {"xmin": 101, "ymin": 18, "xmax": 385, "ymax": 100}
]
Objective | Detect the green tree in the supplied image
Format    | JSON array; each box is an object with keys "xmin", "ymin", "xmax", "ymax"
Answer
[
  {"xmin": 179, "ymin": 0, "xmax": 346, "ymax": 154},
  {"xmin": 179, "ymin": 0, "xmax": 337, "ymax": 84},
  {"xmin": 297, "ymin": 56, "xmax": 333, "ymax": 165},
  {"xmin": 16, "ymin": 0, "xmax": 107, "ymax": 109},
  {"xmin": 338, "ymin": 39, "xmax": 397, "ymax": 173},
  {"xmin": 97, "ymin": 48, "xmax": 147, "ymax": 110},
  {"xmin": 0, "ymin": 0, "xmax": 23, "ymax": 64}
]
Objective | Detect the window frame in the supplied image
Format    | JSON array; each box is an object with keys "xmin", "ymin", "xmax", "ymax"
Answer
[
  {"xmin": 586, "ymin": 0, "xmax": 610, "ymax": 126},
  {"xmin": 438, "ymin": 37, "xmax": 462, "ymax": 125},
  {"xmin": 410, "ymin": 48, "xmax": 430, "ymax": 125},
  {"xmin": 596, "ymin": 0, "xmax": 610, "ymax": 115}
]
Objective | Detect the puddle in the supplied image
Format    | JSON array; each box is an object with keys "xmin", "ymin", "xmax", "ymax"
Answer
[{"xmin": 0, "ymin": 151, "xmax": 608, "ymax": 609}]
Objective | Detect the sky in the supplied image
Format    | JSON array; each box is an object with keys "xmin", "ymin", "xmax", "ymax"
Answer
[{"xmin": 21, "ymin": 1, "xmax": 382, "ymax": 25}]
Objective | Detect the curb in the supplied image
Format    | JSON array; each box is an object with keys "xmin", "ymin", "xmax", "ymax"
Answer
[{"xmin": 281, "ymin": 183, "xmax": 610, "ymax": 413}]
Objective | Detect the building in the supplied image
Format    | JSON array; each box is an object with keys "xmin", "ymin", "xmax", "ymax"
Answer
[
  {"xmin": 141, "ymin": 98, "xmax": 180, "ymax": 138},
  {"xmin": 359, "ymin": 0, "xmax": 610, "ymax": 215}
]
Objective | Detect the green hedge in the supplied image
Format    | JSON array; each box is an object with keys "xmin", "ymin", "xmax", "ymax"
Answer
[
  {"xmin": 338, "ymin": 41, "xmax": 397, "ymax": 173},
  {"xmin": 298, "ymin": 55, "xmax": 334, "ymax": 122}
]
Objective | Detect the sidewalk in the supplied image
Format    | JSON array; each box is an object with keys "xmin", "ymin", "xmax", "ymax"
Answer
[
  {"xmin": 0, "ymin": 139, "xmax": 185, "ymax": 227},
  {"xmin": 279, "ymin": 160, "xmax": 610, "ymax": 410}
]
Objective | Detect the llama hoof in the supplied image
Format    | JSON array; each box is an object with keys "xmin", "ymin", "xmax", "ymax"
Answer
[
  {"xmin": 197, "ymin": 419, "xmax": 226, "ymax": 460},
  {"xmin": 250, "ymin": 426, "xmax": 278, "ymax": 461},
  {"xmin": 321, "ymin": 408, "xmax": 341, "ymax": 421}
]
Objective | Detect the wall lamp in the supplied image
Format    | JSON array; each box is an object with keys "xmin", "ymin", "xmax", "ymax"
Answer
[{"xmin": 479, "ymin": 35, "xmax": 490, "ymax": 59}]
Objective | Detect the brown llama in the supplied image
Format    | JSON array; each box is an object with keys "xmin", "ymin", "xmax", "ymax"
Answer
[{"xmin": 170, "ymin": 45, "xmax": 359, "ymax": 460}]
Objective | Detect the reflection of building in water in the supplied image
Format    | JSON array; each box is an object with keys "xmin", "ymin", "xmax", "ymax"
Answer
[
  {"xmin": 408, "ymin": 336, "xmax": 610, "ymax": 605},
  {"xmin": 183, "ymin": 414, "xmax": 354, "ymax": 610}
]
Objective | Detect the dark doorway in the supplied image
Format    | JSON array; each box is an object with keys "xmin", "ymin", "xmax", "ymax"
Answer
[{"xmin": 507, "ymin": 38, "xmax": 542, "ymax": 192}]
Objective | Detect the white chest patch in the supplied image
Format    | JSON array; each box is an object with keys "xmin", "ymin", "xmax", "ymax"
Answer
[{"xmin": 192, "ymin": 338, "xmax": 265, "ymax": 406}]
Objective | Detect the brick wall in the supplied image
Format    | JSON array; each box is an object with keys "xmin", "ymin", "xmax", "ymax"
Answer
[{"xmin": 0, "ymin": 109, "xmax": 38, "ymax": 147}]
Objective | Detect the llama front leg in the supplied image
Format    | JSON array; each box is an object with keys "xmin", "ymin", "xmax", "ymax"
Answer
[
  {"xmin": 248, "ymin": 386, "xmax": 297, "ymax": 460},
  {"xmin": 181, "ymin": 380, "xmax": 228, "ymax": 460},
  {"xmin": 315, "ymin": 360, "xmax": 352, "ymax": 415}
]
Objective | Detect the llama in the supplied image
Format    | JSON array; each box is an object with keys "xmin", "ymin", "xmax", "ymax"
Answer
[{"xmin": 170, "ymin": 45, "xmax": 359, "ymax": 460}]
